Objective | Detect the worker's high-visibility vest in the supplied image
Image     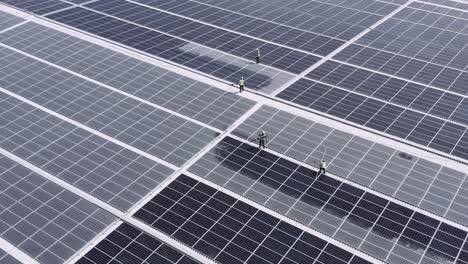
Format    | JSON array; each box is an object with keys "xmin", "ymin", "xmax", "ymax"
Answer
[
  {"xmin": 257, "ymin": 134, "xmax": 267, "ymax": 141},
  {"xmin": 239, "ymin": 79, "xmax": 245, "ymax": 86},
  {"xmin": 320, "ymin": 162, "xmax": 326, "ymax": 168}
]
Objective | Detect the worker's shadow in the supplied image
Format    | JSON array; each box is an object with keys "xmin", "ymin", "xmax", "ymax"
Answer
[{"xmin": 231, "ymin": 131, "xmax": 259, "ymax": 151}]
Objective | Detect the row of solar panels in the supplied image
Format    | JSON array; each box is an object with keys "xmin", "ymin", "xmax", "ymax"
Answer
[{"xmin": 13, "ymin": 0, "xmax": 464, "ymax": 163}]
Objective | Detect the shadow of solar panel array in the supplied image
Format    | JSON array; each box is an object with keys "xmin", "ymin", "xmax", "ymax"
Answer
[
  {"xmin": 0, "ymin": 94, "xmax": 174, "ymax": 211},
  {"xmin": 135, "ymin": 174, "xmax": 371, "ymax": 264},
  {"xmin": 0, "ymin": 22, "xmax": 257, "ymax": 130},
  {"xmin": 189, "ymin": 137, "xmax": 468, "ymax": 264},
  {"xmin": 0, "ymin": 0, "xmax": 72, "ymax": 15},
  {"xmin": 77, "ymin": 223, "xmax": 200, "ymax": 264},
  {"xmin": 131, "ymin": 0, "xmax": 345, "ymax": 55},
  {"xmin": 0, "ymin": 248, "xmax": 21, "ymax": 264},
  {"xmin": 0, "ymin": 46, "xmax": 219, "ymax": 166},
  {"xmin": 0, "ymin": 154, "xmax": 116, "ymax": 264},
  {"xmin": 180, "ymin": 0, "xmax": 400, "ymax": 41},
  {"xmin": 233, "ymin": 106, "xmax": 468, "ymax": 223}
]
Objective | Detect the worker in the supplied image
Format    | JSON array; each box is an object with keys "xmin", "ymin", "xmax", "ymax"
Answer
[
  {"xmin": 239, "ymin": 77, "xmax": 245, "ymax": 92},
  {"xmin": 255, "ymin": 48, "xmax": 260, "ymax": 64},
  {"xmin": 257, "ymin": 131, "xmax": 267, "ymax": 149},
  {"xmin": 319, "ymin": 160, "xmax": 326, "ymax": 175}
]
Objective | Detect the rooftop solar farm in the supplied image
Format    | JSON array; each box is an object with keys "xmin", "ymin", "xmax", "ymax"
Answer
[{"xmin": 0, "ymin": 0, "xmax": 467, "ymax": 264}]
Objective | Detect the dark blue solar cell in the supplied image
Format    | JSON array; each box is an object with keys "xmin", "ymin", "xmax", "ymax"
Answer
[
  {"xmin": 410, "ymin": 89, "xmax": 445, "ymax": 112},
  {"xmin": 346, "ymin": 98, "xmax": 385, "ymax": 125},
  {"xmin": 334, "ymin": 44, "xmax": 364, "ymax": 61},
  {"xmin": 366, "ymin": 104, "xmax": 404, "ymax": 132},
  {"xmin": 322, "ymin": 64, "xmax": 355, "ymax": 85},
  {"xmin": 85, "ymin": 248, "xmax": 112, "ymax": 263},
  {"xmin": 386, "ymin": 110, "xmax": 424, "ymax": 139},
  {"xmin": 390, "ymin": 82, "xmax": 424, "ymax": 107},
  {"xmin": 407, "ymin": 116, "xmax": 445, "ymax": 146},
  {"xmin": 0, "ymin": 0, "xmax": 72, "ymax": 15},
  {"xmin": 315, "ymin": 39, "xmax": 345, "ymax": 56},
  {"xmin": 381, "ymin": 55, "xmax": 411, "ymax": 75},
  {"xmin": 413, "ymin": 63, "xmax": 444, "ymax": 84},
  {"xmin": 429, "ymin": 122, "xmax": 465, "ymax": 153},
  {"xmin": 397, "ymin": 59, "xmax": 427, "ymax": 79},
  {"xmin": 374, "ymin": 77, "xmax": 407, "ymax": 100},
  {"xmin": 430, "ymin": 93, "xmax": 463, "ymax": 119},
  {"xmin": 431, "ymin": 67, "xmax": 461, "ymax": 90},
  {"xmin": 78, "ymin": 222, "xmax": 199, "ymax": 264},
  {"xmin": 349, "ymin": 47, "xmax": 379, "ymax": 66},
  {"xmin": 452, "ymin": 130, "xmax": 468, "ymax": 159},
  {"xmin": 290, "ymin": 81, "xmax": 331, "ymax": 106},
  {"xmin": 350, "ymin": 256, "xmax": 373, "ymax": 264},
  {"xmin": 307, "ymin": 61, "xmax": 341, "ymax": 80},
  {"xmin": 310, "ymin": 88, "xmax": 350, "ymax": 112}
]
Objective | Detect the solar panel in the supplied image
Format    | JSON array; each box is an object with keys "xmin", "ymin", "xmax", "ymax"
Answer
[
  {"xmin": 189, "ymin": 136, "xmax": 468, "ymax": 262},
  {"xmin": 77, "ymin": 223, "xmax": 200, "ymax": 264},
  {"xmin": 43, "ymin": 7, "xmax": 295, "ymax": 93},
  {"xmin": 277, "ymin": 59, "xmax": 468, "ymax": 154},
  {"xmin": 0, "ymin": 248, "xmax": 21, "ymax": 264},
  {"xmin": 276, "ymin": 1, "xmax": 468, "ymax": 161},
  {"xmin": 0, "ymin": 0, "xmax": 72, "ymax": 15},
  {"xmin": 0, "ymin": 22, "xmax": 257, "ymax": 130},
  {"xmin": 0, "ymin": 10, "xmax": 23, "ymax": 31},
  {"xmin": 63, "ymin": 0, "xmax": 91, "ymax": 4},
  {"xmin": 420, "ymin": 0, "xmax": 468, "ymax": 10},
  {"xmin": 0, "ymin": 94, "xmax": 175, "ymax": 210},
  {"xmin": 0, "ymin": 46, "xmax": 220, "ymax": 166},
  {"xmin": 0, "ymin": 154, "xmax": 116, "ymax": 264},
  {"xmin": 131, "ymin": 0, "xmax": 346, "ymax": 55},
  {"xmin": 277, "ymin": 77, "xmax": 468, "ymax": 160},
  {"xmin": 83, "ymin": 0, "xmax": 322, "ymax": 71},
  {"xmin": 135, "ymin": 174, "xmax": 372, "ymax": 264},
  {"xmin": 180, "ymin": 0, "xmax": 400, "ymax": 40},
  {"xmin": 233, "ymin": 105, "xmax": 468, "ymax": 222}
]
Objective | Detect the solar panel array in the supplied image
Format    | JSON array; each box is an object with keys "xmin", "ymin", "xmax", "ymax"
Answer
[
  {"xmin": 77, "ymin": 223, "xmax": 201, "ymax": 264},
  {"xmin": 0, "ymin": 153, "xmax": 115, "ymax": 264},
  {"xmin": 0, "ymin": 22, "xmax": 256, "ymax": 130},
  {"xmin": 189, "ymin": 136, "xmax": 468, "ymax": 263},
  {"xmin": 232, "ymin": 106, "xmax": 468, "ymax": 224},
  {"xmin": 0, "ymin": 0, "xmax": 467, "ymax": 264},
  {"xmin": 277, "ymin": 0, "xmax": 468, "ymax": 161},
  {"xmin": 135, "ymin": 174, "xmax": 372, "ymax": 264},
  {"xmin": 45, "ymin": 5, "xmax": 297, "ymax": 92}
]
